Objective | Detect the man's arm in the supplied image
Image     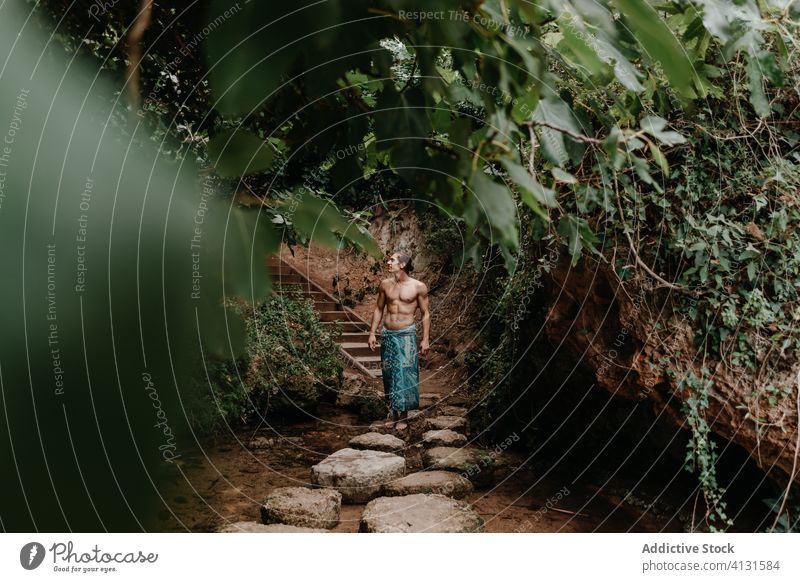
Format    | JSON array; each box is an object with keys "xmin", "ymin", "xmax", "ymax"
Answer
[
  {"xmin": 368, "ymin": 282, "xmax": 385, "ymax": 351},
  {"xmin": 418, "ymin": 282, "xmax": 430, "ymax": 354}
]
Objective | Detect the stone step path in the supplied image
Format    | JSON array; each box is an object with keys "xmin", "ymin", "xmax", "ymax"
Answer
[
  {"xmin": 422, "ymin": 429, "xmax": 468, "ymax": 448},
  {"xmin": 219, "ymin": 522, "xmax": 331, "ymax": 533},
  {"xmin": 247, "ymin": 255, "xmax": 492, "ymax": 532},
  {"xmin": 349, "ymin": 432, "xmax": 405, "ymax": 453},
  {"xmin": 359, "ymin": 494, "xmax": 484, "ymax": 533},
  {"xmin": 268, "ymin": 255, "xmax": 382, "ymax": 378},
  {"xmin": 310, "ymin": 448, "xmax": 405, "ymax": 503},
  {"xmin": 326, "ymin": 401, "xmax": 488, "ymax": 531},
  {"xmin": 381, "ymin": 471, "xmax": 473, "ymax": 500},
  {"xmin": 229, "ymin": 385, "xmax": 499, "ymax": 532},
  {"xmin": 426, "ymin": 415, "xmax": 467, "ymax": 431},
  {"xmin": 422, "ymin": 446, "xmax": 495, "ymax": 489},
  {"xmin": 260, "ymin": 487, "xmax": 341, "ymax": 529}
]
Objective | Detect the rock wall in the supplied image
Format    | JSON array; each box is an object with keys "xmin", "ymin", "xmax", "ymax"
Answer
[{"xmin": 541, "ymin": 260, "xmax": 799, "ymax": 484}]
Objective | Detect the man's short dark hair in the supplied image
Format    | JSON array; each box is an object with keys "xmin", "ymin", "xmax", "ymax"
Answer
[{"xmin": 395, "ymin": 252, "xmax": 413, "ymax": 273}]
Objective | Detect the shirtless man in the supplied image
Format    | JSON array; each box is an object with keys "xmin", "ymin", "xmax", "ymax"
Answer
[{"xmin": 368, "ymin": 252, "xmax": 430, "ymax": 431}]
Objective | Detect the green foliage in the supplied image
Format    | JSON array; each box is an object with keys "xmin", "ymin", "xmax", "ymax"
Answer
[
  {"xmin": 198, "ymin": 294, "xmax": 343, "ymax": 430},
  {"xmin": 635, "ymin": 141, "xmax": 800, "ymax": 369},
  {"xmin": 23, "ymin": 0, "xmax": 800, "ymax": 530},
  {"xmin": 35, "ymin": 0, "xmax": 797, "ymax": 273},
  {"xmin": 207, "ymin": 128, "xmax": 275, "ymax": 177},
  {"xmin": 680, "ymin": 369, "xmax": 733, "ymax": 531}
]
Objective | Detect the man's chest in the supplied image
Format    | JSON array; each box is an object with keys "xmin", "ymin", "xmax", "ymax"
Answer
[{"xmin": 386, "ymin": 284, "xmax": 417, "ymax": 303}]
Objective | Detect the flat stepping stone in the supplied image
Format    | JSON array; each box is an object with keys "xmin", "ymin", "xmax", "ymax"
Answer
[
  {"xmin": 422, "ymin": 446, "xmax": 495, "ymax": 489},
  {"xmin": 381, "ymin": 471, "xmax": 473, "ymax": 500},
  {"xmin": 426, "ymin": 416, "xmax": 467, "ymax": 431},
  {"xmin": 368, "ymin": 421, "xmax": 393, "ymax": 433},
  {"xmin": 359, "ymin": 494, "xmax": 484, "ymax": 532},
  {"xmin": 219, "ymin": 521, "xmax": 329, "ymax": 533},
  {"xmin": 311, "ymin": 448, "xmax": 405, "ymax": 504},
  {"xmin": 260, "ymin": 487, "xmax": 341, "ymax": 529},
  {"xmin": 349, "ymin": 432, "xmax": 406, "ymax": 453},
  {"xmin": 419, "ymin": 393, "xmax": 440, "ymax": 407},
  {"xmin": 422, "ymin": 429, "xmax": 468, "ymax": 448},
  {"xmin": 248, "ymin": 436, "xmax": 274, "ymax": 449},
  {"xmin": 440, "ymin": 405, "xmax": 468, "ymax": 417}
]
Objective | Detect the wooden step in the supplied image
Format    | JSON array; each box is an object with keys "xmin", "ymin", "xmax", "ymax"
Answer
[
  {"xmin": 339, "ymin": 342, "xmax": 375, "ymax": 357},
  {"xmin": 342, "ymin": 332, "xmax": 372, "ymax": 342},
  {"xmin": 272, "ymin": 275, "xmax": 313, "ymax": 289},
  {"xmin": 268, "ymin": 274, "xmax": 307, "ymax": 284},
  {"xmin": 267, "ymin": 265, "xmax": 296, "ymax": 277},
  {"xmin": 313, "ymin": 301, "xmax": 341, "ymax": 312},
  {"xmin": 355, "ymin": 355, "xmax": 382, "ymax": 369},
  {"xmin": 324, "ymin": 321, "xmax": 368, "ymax": 333},
  {"xmin": 274, "ymin": 288, "xmax": 324, "ymax": 299},
  {"xmin": 320, "ymin": 311, "xmax": 360, "ymax": 322}
]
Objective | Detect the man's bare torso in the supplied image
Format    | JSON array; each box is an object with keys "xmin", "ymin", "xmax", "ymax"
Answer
[{"xmin": 381, "ymin": 276, "xmax": 424, "ymax": 329}]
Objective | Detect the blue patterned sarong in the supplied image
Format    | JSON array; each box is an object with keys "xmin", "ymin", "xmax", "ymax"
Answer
[{"xmin": 380, "ymin": 323, "xmax": 420, "ymax": 412}]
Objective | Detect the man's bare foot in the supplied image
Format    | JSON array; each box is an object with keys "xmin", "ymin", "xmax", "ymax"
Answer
[{"xmin": 395, "ymin": 421, "xmax": 408, "ymax": 432}]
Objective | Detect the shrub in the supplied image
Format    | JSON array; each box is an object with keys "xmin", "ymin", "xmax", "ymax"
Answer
[{"xmin": 194, "ymin": 293, "xmax": 343, "ymax": 432}]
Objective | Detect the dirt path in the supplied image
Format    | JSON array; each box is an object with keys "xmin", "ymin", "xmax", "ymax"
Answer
[
  {"xmin": 158, "ymin": 366, "xmax": 686, "ymax": 533},
  {"xmin": 154, "ymin": 244, "xmax": 713, "ymax": 532}
]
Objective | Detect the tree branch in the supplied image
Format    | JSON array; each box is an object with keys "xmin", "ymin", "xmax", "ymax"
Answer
[
  {"xmin": 527, "ymin": 120, "xmax": 603, "ymax": 145},
  {"xmin": 126, "ymin": 0, "xmax": 153, "ymax": 112}
]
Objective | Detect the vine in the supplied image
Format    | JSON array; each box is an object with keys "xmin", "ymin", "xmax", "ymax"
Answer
[{"xmin": 679, "ymin": 368, "xmax": 733, "ymax": 531}]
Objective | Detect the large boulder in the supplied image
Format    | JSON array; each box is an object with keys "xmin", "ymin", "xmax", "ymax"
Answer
[
  {"xmin": 422, "ymin": 429, "xmax": 468, "ymax": 448},
  {"xmin": 381, "ymin": 471, "xmax": 473, "ymax": 500},
  {"xmin": 426, "ymin": 416, "xmax": 467, "ymax": 431},
  {"xmin": 218, "ymin": 521, "xmax": 330, "ymax": 533},
  {"xmin": 260, "ymin": 487, "xmax": 341, "ymax": 529},
  {"xmin": 311, "ymin": 448, "xmax": 405, "ymax": 503},
  {"xmin": 349, "ymin": 432, "xmax": 406, "ymax": 453},
  {"xmin": 359, "ymin": 494, "xmax": 484, "ymax": 533},
  {"xmin": 422, "ymin": 447, "xmax": 495, "ymax": 488}
]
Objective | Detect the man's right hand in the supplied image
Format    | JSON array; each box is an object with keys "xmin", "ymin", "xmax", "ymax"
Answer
[{"xmin": 368, "ymin": 333, "xmax": 377, "ymax": 351}]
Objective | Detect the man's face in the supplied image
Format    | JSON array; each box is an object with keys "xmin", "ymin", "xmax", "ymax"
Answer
[{"xmin": 386, "ymin": 254, "xmax": 402, "ymax": 272}]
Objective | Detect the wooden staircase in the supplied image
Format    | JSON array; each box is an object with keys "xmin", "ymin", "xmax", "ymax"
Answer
[{"xmin": 267, "ymin": 256, "xmax": 382, "ymax": 379}]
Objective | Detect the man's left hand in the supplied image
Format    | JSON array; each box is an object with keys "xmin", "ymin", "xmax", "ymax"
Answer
[{"xmin": 420, "ymin": 339, "xmax": 430, "ymax": 355}]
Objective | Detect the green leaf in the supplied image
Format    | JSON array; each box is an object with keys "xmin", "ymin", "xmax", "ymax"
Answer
[
  {"xmin": 222, "ymin": 208, "xmax": 279, "ymax": 302},
  {"xmin": 468, "ymin": 171, "xmax": 520, "ymax": 250},
  {"xmin": 746, "ymin": 52, "xmax": 770, "ymax": 117},
  {"xmin": 532, "ymin": 95, "xmax": 581, "ymax": 166},
  {"xmin": 559, "ymin": 21, "xmax": 611, "ymax": 79},
  {"xmin": 511, "ymin": 89, "xmax": 539, "ymax": 124},
  {"xmin": 551, "ymin": 167, "xmax": 578, "ymax": 184},
  {"xmin": 500, "ymin": 159, "xmax": 558, "ymax": 211},
  {"xmin": 604, "ymin": 127, "xmax": 625, "ymax": 169},
  {"xmin": 640, "ymin": 116, "xmax": 687, "ymax": 146},
  {"xmin": 632, "ymin": 155, "xmax": 657, "ymax": 186},
  {"xmin": 207, "ymin": 129, "xmax": 275, "ymax": 177},
  {"xmin": 614, "ymin": 0, "xmax": 696, "ymax": 98},
  {"xmin": 557, "ymin": 214, "xmax": 598, "ymax": 266},
  {"xmin": 738, "ymin": 245, "xmax": 760, "ymax": 260},
  {"xmin": 289, "ymin": 190, "xmax": 381, "ymax": 257},
  {"xmin": 648, "ymin": 141, "xmax": 669, "ymax": 173}
]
